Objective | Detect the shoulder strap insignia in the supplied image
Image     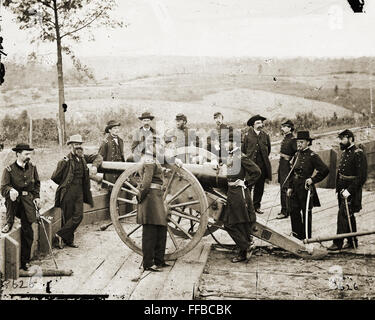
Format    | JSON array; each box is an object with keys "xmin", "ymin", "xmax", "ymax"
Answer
[
  {"xmin": 63, "ymin": 156, "xmax": 69, "ymax": 162},
  {"xmin": 354, "ymin": 148, "xmax": 363, "ymax": 153},
  {"xmin": 6, "ymin": 166, "xmax": 12, "ymax": 172}
]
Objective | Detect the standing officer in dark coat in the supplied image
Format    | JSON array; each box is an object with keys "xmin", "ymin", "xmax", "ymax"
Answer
[
  {"xmin": 131, "ymin": 112, "xmax": 156, "ymax": 162},
  {"xmin": 286, "ymin": 131, "xmax": 329, "ymax": 240},
  {"xmin": 136, "ymin": 136, "xmax": 182, "ymax": 272},
  {"xmin": 221, "ymin": 132, "xmax": 261, "ymax": 263},
  {"xmin": 98, "ymin": 120, "xmax": 125, "ymax": 184},
  {"xmin": 276, "ymin": 120, "xmax": 297, "ymax": 219},
  {"xmin": 207, "ymin": 112, "xmax": 233, "ymax": 163},
  {"xmin": 328, "ymin": 129, "xmax": 368, "ymax": 251},
  {"xmin": 242, "ymin": 114, "xmax": 272, "ymax": 214},
  {"xmin": 51, "ymin": 134, "xmax": 103, "ymax": 249},
  {"xmin": 1, "ymin": 143, "xmax": 41, "ymax": 270}
]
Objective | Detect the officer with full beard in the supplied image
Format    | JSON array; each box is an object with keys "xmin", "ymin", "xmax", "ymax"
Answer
[
  {"xmin": 51, "ymin": 135, "xmax": 102, "ymax": 249},
  {"xmin": 328, "ymin": 129, "xmax": 368, "ymax": 251}
]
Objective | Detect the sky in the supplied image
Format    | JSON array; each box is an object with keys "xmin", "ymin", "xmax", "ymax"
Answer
[{"xmin": 1, "ymin": 0, "xmax": 375, "ymax": 61}]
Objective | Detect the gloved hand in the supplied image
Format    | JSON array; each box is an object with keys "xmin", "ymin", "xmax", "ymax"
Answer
[
  {"xmin": 341, "ymin": 189, "xmax": 350, "ymax": 199},
  {"xmin": 9, "ymin": 188, "xmax": 19, "ymax": 202},
  {"xmin": 89, "ymin": 166, "xmax": 98, "ymax": 175},
  {"xmin": 305, "ymin": 178, "xmax": 313, "ymax": 190},
  {"xmin": 287, "ymin": 188, "xmax": 293, "ymax": 197},
  {"xmin": 174, "ymin": 158, "xmax": 183, "ymax": 168}
]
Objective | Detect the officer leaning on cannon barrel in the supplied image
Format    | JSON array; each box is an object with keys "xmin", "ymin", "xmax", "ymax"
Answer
[
  {"xmin": 206, "ymin": 112, "xmax": 233, "ymax": 164},
  {"xmin": 327, "ymin": 129, "xmax": 368, "ymax": 251},
  {"xmin": 136, "ymin": 135, "xmax": 183, "ymax": 272},
  {"xmin": 220, "ymin": 131, "xmax": 261, "ymax": 263},
  {"xmin": 276, "ymin": 120, "xmax": 297, "ymax": 220},
  {"xmin": 98, "ymin": 120, "xmax": 125, "ymax": 185},
  {"xmin": 131, "ymin": 112, "xmax": 156, "ymax": 161},
  {"xmin": 1, "ymin": 143, "xmax": 41, "ymax": 271},
  {"xmin": 242, "ymin": 114, "xmax": 272, "ymax": 215},
  {"xmin": 286, "ymin": 131, "xmax": 329, "ymax": 240},
  {"xmin": 51, "ymin": 134, "xmax": 103, "ymax": 249}
]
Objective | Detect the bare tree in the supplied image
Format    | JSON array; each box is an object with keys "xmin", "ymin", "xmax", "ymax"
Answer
[{"xmin": 3, "ymin": 0, "xmax": 125, "ymax": 145}]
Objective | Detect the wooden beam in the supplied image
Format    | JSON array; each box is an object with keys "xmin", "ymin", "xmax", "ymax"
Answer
[{"xmin": 304, "ymin": 229, "xmax": 375, "ymax": 244}]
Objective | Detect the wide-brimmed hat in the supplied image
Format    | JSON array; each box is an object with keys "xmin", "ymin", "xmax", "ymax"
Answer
[
  {"xmin": 138, "ymin": 112, "xmax": 154, "ymax": 120},
  {"xmin": 295, "ymin": 131, "xmax": 314, "ymax": 141},
  {"xmin": 338, "ymin": 129, "xmax": 354, "ymax": 140},
  {"xmin": 105, "ymin": 120, "xmax": 121, "ymax": 133},
  {"xmin": 281, "ymin": 119, "xmax": 294, "ymax": 130},
  {"xmin": 67, "ymin": 134, "xmax": 83, "ymax": 145},
  {"xmin": 175, "ymin": 113, "xmax": 187, "ymax": 122},
  {"xmin": 12, "ymin": 143, "xmax": 34, "ymax": 152},
  {"xmin": 247, "ymin": 114, "xmax": 267, "ymax": 127}
]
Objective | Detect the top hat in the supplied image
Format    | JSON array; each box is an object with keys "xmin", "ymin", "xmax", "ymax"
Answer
[
  {"xmin": 138, "ymin": 112, "xmax": 155, "ymax": 121},
  {"xmin": 281, "ymin": 119, "xmax": 295, "ymax": 130},
  {"xmin": 67, "ymin": 134, "xmax": 83, "ymax": 145},
  {"xmin": 338, "ymin": 129, "xmax": 354, "ymax": 140},
  {"xmin": 175, "ymin": 113, "xmax": 187, "ymax": 122},
  {"xmin": 295, "ymin": 131, "xmax": 314, "ymax": 141},
  {"xmin": 105, "ymin": 120, "xmax": 121, "ymax": 133},
  {"xmin": 247, "ymin": 114, "xmax": 267, "ymax": 127},
  {"xmin": 12, "ymin": 143, "xmax": 34, "ymax": 152}
]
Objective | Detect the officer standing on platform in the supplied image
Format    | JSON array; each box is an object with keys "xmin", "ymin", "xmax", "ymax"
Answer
[
  {"xmin": 1, "ymin": 143, "xmax": 41, "ymax": 271},
  {"xmin": 276, "ymin": 120, "xmax": 297, "ymax": 220},
  {"xmin": 207, "ymin": 112, "xmax": 233, "ymax": 163},
  {"xmin": 51, "ymin": 134, "xmax": 103, "ymax": 249},
  {"xmin": 242, "ymin": 114, "xmax": 272, "ymax": 214},
  {"xmin": 98, "ymin": 120, "xmax": 125, "ymax": 184},
  {"xmin": 286, "ymin": 131, "xmax": 329, "ymax": 240},
  {"xmin": 328, "ymin": 129, "xmax": 368, "ymax": 251},
  {"xmin": 221, "ymin": 132, "xmax": 261, "ymax": 263}
]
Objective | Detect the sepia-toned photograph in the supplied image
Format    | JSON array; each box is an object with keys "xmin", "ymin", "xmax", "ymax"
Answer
[{"xmin": 0, "ymin": 0, "xmax": 374, "ymax": 305}]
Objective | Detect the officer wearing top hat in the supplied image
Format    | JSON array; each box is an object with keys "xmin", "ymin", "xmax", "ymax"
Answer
[
  {"xmin": 98, "ymin": 120, "xmax": 125, "ymax": 184},
  {"xmin": 286, "ymin": 131, "xmax": 329, "ymax": 240},
  {"xmin": 327, "ymin": 129, "xmax": 368, "ymax": 251},
  {"xmin": 51, "ymin": 134, "xmax": 103, "ymax": 249},
  {"xmin": 164, "ymin": 113, "xmax": 201, "ymax": 162},
  {"xmin": 241, "ymin": 114, "xmax": 271, "ymax": 214},
  {"xmin": 1, "ymin": 143, "xmax": 41, "ymax": 270},
  {"xmin": 276, "ymin": 120, "xmax": 297, "ymax": 219},
  {"xmin": 207, "ymin": 112, "xmax": 233, "ymax": 164},
  {"xmin": 131, "ymin": 112, "xmax": 156, "ymax": 162}
]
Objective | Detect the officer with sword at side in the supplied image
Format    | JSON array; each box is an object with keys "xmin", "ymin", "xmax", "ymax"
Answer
[
  {"xmin": 327, "ymin": 129, "xmax": 368, "ymax": 251},
  {"xmin": 286, "ymin": 131, "xmax": 329, "ymax": 240},
  {"xmin": 0, "ymin": 143, "xmax": 42, "ymax": 271}
]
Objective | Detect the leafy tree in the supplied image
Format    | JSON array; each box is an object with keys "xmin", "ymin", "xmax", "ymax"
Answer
[{"xmin": 3, "ymin": 0, "xmax": 125, "ymax": 145}]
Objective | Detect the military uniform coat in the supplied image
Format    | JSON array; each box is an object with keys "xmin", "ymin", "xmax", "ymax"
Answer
[
  {"xmin": 287, "ymin": 148, "xmax": 329, "ymax": 207},
  {"xmin": 131, "ymin": 126, "xmax": 156, "ymax": 159},
  {"xmin": 136, "ymin": 160, "xmax": 167, "ymax": 226},
  {"xmin": 241, "ymin": 127, "xmax": 272, "ymax": 181},
  {"xmin": 1, "ymin": 161, "xmax": 41, "ymax": 224},
  {"xmin": 336, "ymin": 144, "xmax": 367, "ymax": 213},
  {"xmin": 98, "ymin": 134, "xmax": 125, "ymax": 183},
  {"xmin": 221, "ymin": 150, "xmax": 261, "ymax": 226},
  {"xmin": 277, "ymin": 133, "xmax": 297, "ymax": 185},
  {"xmin": 51, "ymin": 152, "xmax": 103, "ymax": 208},
  {"xmin": 206, "ymin": 124, "xmax": 233, "ymax": 160}
]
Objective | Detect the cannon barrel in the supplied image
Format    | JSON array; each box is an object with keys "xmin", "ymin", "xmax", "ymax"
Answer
[{"xmin": 99, "ymin": 161, "xmax": 228, "ymax": 189}]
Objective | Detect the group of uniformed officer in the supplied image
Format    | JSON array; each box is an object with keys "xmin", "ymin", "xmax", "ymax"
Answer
[{"xmin": 0, "ymin": 110, "xmax": 368, "ymax": 270}]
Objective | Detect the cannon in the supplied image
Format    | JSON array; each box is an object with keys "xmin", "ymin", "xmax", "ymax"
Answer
[{"xmin": 93, "ymin": 147, "xmax": 328, "ymax": 260}]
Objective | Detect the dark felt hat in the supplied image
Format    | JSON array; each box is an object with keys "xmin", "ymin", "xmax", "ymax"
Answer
[
  {"xmin": 247, "ymin": 114, "xmax": 267, "ymax": 126},
  {"xmin": 175, "ymin": 113, "xmax": 187, "ymax": 121},
  {"xmin": 281, "ymin": 119, "xmax": 295, "ymax": 130},
  {"xmin": 138, "ymin": 112, "xmax": 154, "ymax": 120},
  {"xmin": 105, "ymin": 120, "xmax": 121, "ymax": 133},
  {"xmin": 12, "ymin": 143, "xmax": 34, "ymax": 152},
  {"xmin": 338, "ymin": 129, "xmax": 355, "ymax": 140},
  {"xmin": 295, "ymin": 131, "xmax": 314, "ymax": 141}
]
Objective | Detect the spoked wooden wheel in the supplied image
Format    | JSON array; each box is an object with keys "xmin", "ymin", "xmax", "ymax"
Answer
[{"xmin": 109, "ymin": 163, "xmax": 209, "ymax": 260}]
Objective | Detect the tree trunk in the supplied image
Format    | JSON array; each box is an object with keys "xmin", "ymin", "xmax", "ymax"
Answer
[{"xmin": 53, "ymin": 0, "xmax": 66, "ymax": 146}]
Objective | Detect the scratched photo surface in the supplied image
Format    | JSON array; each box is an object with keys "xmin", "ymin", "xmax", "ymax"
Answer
[{"xmin": 0, "ymin": 0, "xmax": 375, "ymax": 302}]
